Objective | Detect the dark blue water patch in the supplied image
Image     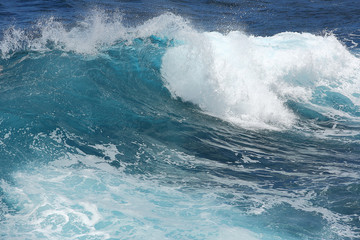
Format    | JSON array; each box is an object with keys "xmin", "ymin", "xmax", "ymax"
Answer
[
  {"xmin": 206, "ymin": 0, "xmax": 252, "ymax": 8},
  {"xmin": 314, "ymin": 183, "xmax": 360, "ymax": 238},
  {"xmin": 259, "ymin": 204, "xmax": 327, "ymax": 240},
  {"xmin": 0, "ymin": 0, "xmax": 76, "ymax": 27},
  {"xmin": 145, "ymin": 112, "xmax": 360, "ymax": 188},
  {"xmin": 322, "ymin": 183, "xmax": 360, "ymax": 216}
]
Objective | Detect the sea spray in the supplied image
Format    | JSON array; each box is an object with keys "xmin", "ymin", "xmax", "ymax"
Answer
[{"xmin": 161, "ymin": 31, "xmax": 360, "ymax": 129}]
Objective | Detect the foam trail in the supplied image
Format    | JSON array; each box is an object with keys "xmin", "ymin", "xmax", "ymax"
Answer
[
  {"xmin": 0, "ymin": 139, "xmax": 358, "ymax": 239},
  {"xmin": 0, "ymin": 153, "xmax": 260, "ymax": 240}
]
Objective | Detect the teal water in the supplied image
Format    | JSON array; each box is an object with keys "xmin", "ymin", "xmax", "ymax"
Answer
[{"xmin": 1, "ymin": 2, "xmax": 360, "ymax": 239}]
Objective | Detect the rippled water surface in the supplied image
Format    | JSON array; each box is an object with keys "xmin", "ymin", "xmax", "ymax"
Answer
[{"xmin": 0, "ymin": 1, "xmax": 360, "ymax": 239}]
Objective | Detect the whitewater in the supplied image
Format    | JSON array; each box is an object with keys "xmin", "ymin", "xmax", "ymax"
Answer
[{"xmin": 0, "ymin": 2, "xmax": 360, "ymax": 240}]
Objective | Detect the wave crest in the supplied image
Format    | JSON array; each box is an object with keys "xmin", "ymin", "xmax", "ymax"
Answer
[
  {"xmin": 1, "ymin": 11, "xmax": 359, "ymax": 130},
  {"xmin": 161, "ymin": 31, "xmax": 360, "ymax": 129},
  {"xmin": 0, "ymin": 11, "xmax": 189, "ymax": 57}
]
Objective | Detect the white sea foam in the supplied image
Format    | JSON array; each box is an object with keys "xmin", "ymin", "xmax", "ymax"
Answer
[{"xmin": 161, "ymin": 31, "xmax": 360, "ymax": 129}]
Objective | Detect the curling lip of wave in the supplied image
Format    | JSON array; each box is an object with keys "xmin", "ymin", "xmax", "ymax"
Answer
[{"xmin": 161, "ymin": 30, "xmax": 360, "ymax": 129}]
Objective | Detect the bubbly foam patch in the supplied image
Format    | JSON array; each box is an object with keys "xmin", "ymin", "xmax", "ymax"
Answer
[
  {"xmin": 1, "ymin": 152, "xmax": 358, "ymax": 240},
  {"xmin": 0, "ymin": 126, "xmax": 359, "ymax": 239},
  {"xmin": 0, "ymin": 154, "xmax": 260, "ymax": 240},
  {"xmin": 161, "ymin": 31, "xmax": 360, "ymax": 129}
]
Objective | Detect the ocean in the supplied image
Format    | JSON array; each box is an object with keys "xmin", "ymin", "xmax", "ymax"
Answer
[{"xmin": 0, "ymin": 0, "xmax": 360, "ymax": 239}]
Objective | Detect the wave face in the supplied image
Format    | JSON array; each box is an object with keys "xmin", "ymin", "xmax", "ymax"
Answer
[
  {"xmin": 3, "ymin": 11, "xmax": 359, "ymax": 129},
  {"xmin": 0, "ymin": 8, "xmax": 360, "ymax": 240}
]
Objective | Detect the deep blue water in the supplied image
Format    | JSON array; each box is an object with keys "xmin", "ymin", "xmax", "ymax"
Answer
[{"xmin": 0, "ymin": 1, "xmax": 360, "ymax": 239}]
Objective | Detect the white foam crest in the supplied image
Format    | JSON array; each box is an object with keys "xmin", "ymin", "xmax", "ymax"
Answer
[
  {"xmin": 132, "ymin": 12, "xmax": 192, "ymax": 40},
  {"xmin": 1, "ymin": 11, "xmax": 128, "ymax": 56},
  {"xmin": 161, "ymin": 31, "xmax": 360, "ymax": 129},
  {"xmin": 0, "ymin": 27, "xmax": 31, "ymax": 57},
  {"xmin": 0, "ymin": 11, "xmax": 191, "ymax": 58}
]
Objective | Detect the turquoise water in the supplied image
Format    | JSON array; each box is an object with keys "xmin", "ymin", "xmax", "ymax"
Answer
[{"xmin": 0, "ymin": 1, "xmax": 360, "ymax": 239}]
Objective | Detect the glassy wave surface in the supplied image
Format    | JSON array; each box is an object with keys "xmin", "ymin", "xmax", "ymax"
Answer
[{"xmin": 0, "ymin": 1, "xmax": 360, "ymax": 239}]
